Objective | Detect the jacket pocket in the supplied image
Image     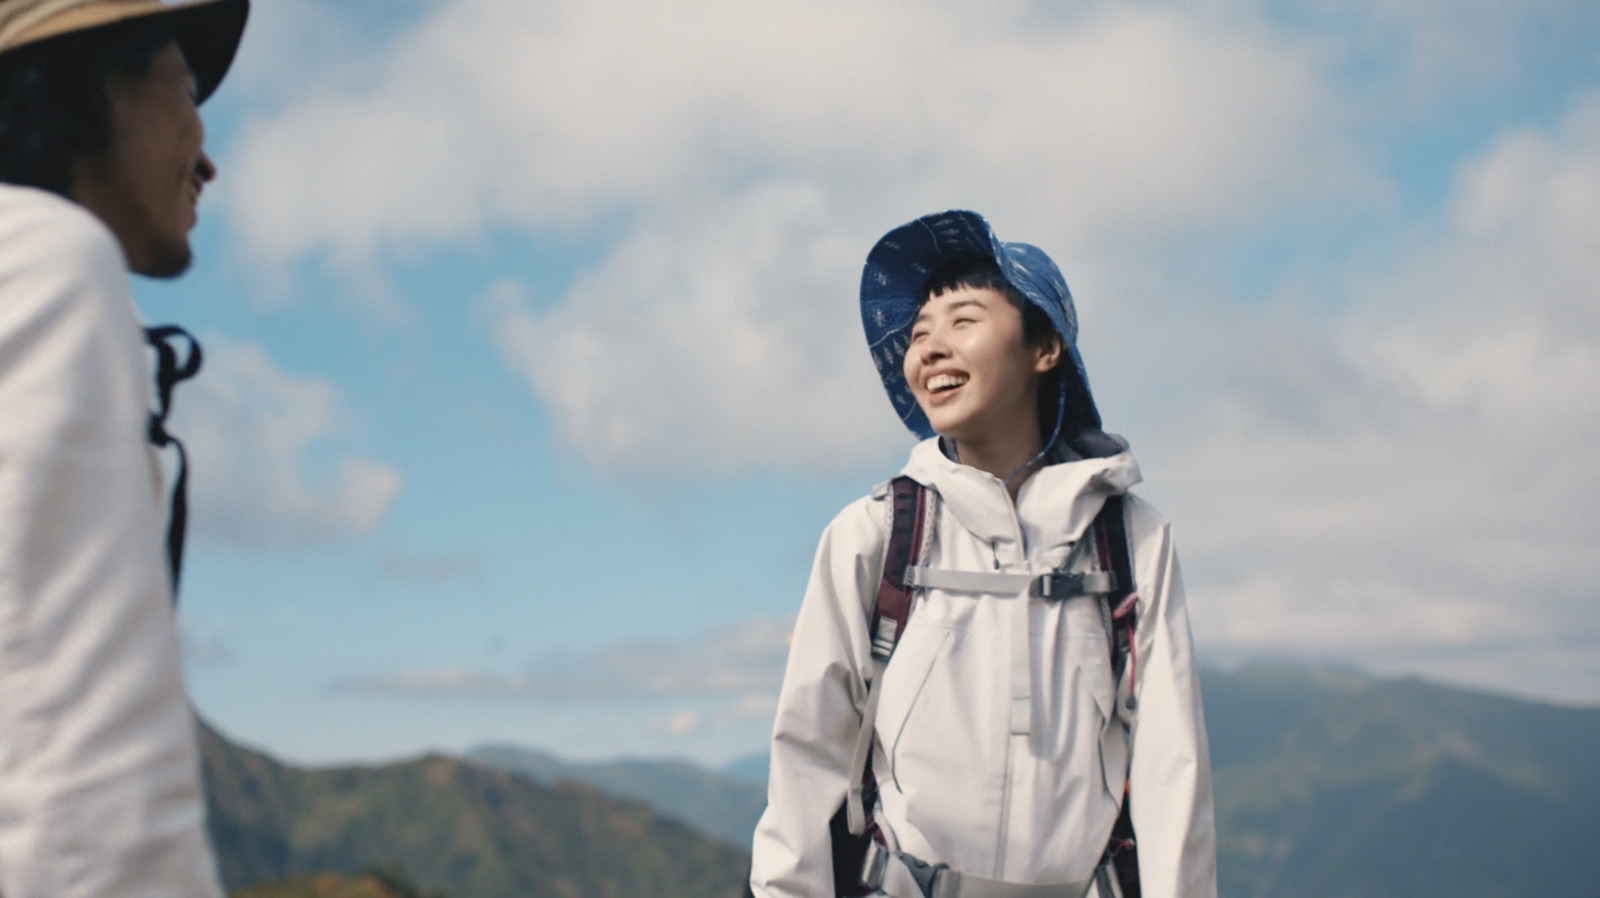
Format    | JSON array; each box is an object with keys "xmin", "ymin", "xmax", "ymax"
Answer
[
  {"xmin": 1044, "ymin": 599, "xmax": 1123, "ymax": 811},
  {"xmin": 1065, "ymin": 597, "xmax": 1116, "ymax": 723},
  {"xmin": 881, "ymin": 619, "xmax": 1008, "ymax": 864},
  {"xmin": 874, "ymin": 620, "xmax": 951, "ymax": 788},
  {"xmin": 1064, "ymin": 604, "xmax": 1124, "ymax": 804}
]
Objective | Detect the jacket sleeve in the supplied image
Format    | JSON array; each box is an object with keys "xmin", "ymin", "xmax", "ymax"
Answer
[
  {"xmin": 750, "ymin": 497, "xmax": 884, "ymax": 898},
  {"xmin": 0, "ymin": 199, "xmax": 224, "ymax": 898},
  {"xmin": 1122, "ymin": 497, "xmax": 1218, "ymax": 898}
]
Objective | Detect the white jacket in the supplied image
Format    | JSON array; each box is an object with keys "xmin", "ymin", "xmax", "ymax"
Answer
[
  {"xmin": 0, "ymin": 185, "xmax": 223, "ymax": 897},
  {"xmin": 751, "ymin": 438, "xmax": 1216, "ymax": 898}
]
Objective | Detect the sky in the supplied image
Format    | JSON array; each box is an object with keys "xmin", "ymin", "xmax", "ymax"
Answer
[{"xmin": 143, "ymin": 0, "xmax": 1600, "ymax": 768}]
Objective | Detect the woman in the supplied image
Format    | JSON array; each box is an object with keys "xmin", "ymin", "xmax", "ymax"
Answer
[{"xmin": 749, "ymin": 210, "xmax": 1216, "ymax": 898}]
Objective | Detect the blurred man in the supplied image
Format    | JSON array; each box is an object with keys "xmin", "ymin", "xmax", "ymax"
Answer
[{"xmin": 0, "ymin": 1, "xmax": 248, "ymax": 894}]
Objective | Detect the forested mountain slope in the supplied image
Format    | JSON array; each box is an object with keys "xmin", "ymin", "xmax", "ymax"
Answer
[
  {"xmin": 208, "ymin": 664, "xmax": 1600, "ymax": 898},
  {"xmin": 200, "ymin": 723, "xmax": 748, "ymax": 898}
]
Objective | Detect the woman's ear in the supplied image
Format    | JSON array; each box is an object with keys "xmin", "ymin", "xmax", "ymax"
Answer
[{"xmin": 1033, "ymin": 334, "xmax": 1064, "ymax": 374}]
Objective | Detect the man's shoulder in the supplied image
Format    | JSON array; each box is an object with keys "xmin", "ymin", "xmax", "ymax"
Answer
[
  {"xmin": 0, "ymin": 185, "xmax": 138, "ymax": 366},
  {"xmin": 0, "ymin": 183, "xmax": 125, "ymax": 274}
]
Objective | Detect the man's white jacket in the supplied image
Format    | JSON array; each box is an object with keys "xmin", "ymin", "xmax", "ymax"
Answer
[
  {"xmin": 751, "ymin": 438, "xmax": 1217, "ymax": 898},
  {"xmin": 0, "ymin": 185, "xmax": 223, "ymax": 897}
]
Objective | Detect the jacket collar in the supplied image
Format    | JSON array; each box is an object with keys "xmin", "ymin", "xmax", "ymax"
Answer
[{"xmin": 899, "ymin": 436, "xmax": 1142, "ymax": 556}]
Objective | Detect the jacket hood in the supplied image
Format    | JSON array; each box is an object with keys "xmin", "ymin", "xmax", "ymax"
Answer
[{"xmin": 900, "ymin": 437, "xmax": 1142, "ymax": 561}]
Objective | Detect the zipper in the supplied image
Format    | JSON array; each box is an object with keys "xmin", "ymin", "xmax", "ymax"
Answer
[
  {"xmin": 996, "ymin": 729, "xmax": 1017, "ymax": 877},
  {"xmin": 992, "ymin": 478, "xmax": 1031, "ymax": 877}
]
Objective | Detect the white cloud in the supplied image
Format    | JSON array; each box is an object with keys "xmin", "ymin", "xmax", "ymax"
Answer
[
  {"xmin": 1283, "ymin": 0, "xmax": 1596, "ymax": 106},
  {"xmin": 648, "ymin": 693, "xmax": 780, "ymax": 738},
  {"xmin": 337, "ymin": 615, "xmax": 792, "ymax": 701},
  {"xmin": 213, "ymin": 0, "xmax": 1600, "ymax": 707},
  {"xmin": 486, "ymin": 182, "xmax": 909, "ymax": 470},
  {"xmin": 1153, "ymin": 92, "xmax": 1600, "ymax": 700},
  {"xmin": 221, "ymin": 0, "xmax": 1350, "ymax": 265},
  {"xmin": 216, "ymin": 0, "xmax": 391, "ymax": 107},
  {"xmin": 169, "ymin": 337, "xmax": 404, "ymax": 547},
  {"xmin": 222, "ymin": 0, "xmax": 1361, "ymax": 468}
]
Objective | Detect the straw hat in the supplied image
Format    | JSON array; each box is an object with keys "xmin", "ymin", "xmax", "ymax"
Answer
[{"xmin": 0, "ymin": 0, "xmax": 248, "ymax": 102}]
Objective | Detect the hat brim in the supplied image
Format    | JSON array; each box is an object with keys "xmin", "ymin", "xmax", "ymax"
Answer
[
  {"xmin": 170, "ymin": 0, "xmax": 247, "ymax": 103},
  {"xmin": 7, "ymin": 0, "xmax": 249, "ymax": 103}
]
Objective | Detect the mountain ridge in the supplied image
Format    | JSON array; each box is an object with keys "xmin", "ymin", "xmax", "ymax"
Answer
[
  {"xmin": 464, "ymin": 743, "xmax": 767, "ymax": 849},
  {"xmin": 201, "ymin": 722, "xmax": 749, "ymax": 898},
  {"xmin": 464, "ymin": 663, "xmax": 1600, "ymax": 897},
  {"xmin": 209, "ymin": 663, "xmax": 1600, "ymax": 898}
]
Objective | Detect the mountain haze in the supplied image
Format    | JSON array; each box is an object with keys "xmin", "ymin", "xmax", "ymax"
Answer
[
  {"xmin": 1205, "ymin": 665, "xmax": 1600, "ymax": 897},
  {"xmin": 466, "ymin": 745, "xmax": 767, "ymax": 849},
  {"xmin": 200, "ymin": 723, "xmax": 748, "ymax": 898}
]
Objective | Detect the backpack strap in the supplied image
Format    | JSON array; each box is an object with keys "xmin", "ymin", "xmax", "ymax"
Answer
[
  {"xmin": 1092, "ymin": 493, "xmax": 1142, "ymax": 898},
  {"xmin": 844, "ymin": 477, "xmax": 934, "ymax": 838},
  {"xmin": 145, "ymin": 325, "xmax": 203, "ymax": 602},
  {"xmin": 1094, "ymin": 494, "xmax": 1137, "ymax": 702},
  {"xmin": 838, "ymin": 483, "xmax": 1142, "ymax": 896},
  {"xmin": 870, "ymin": 476, "xmax": 932, "ymax": 658}
]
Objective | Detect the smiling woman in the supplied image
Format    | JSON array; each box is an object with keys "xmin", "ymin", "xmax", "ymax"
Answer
[
  {"xmin": 751, "ymin": 210, "xmax": 1216, "ymax": 898},
  {"xmin": 906, "ymin": 257, "xmax": 1068, "ymax": 486}
]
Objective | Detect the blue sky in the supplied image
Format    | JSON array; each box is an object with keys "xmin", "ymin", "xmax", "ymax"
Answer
[{"xmin": 140, "ymin": 0, "xmax": 1600, "ymax": 766}]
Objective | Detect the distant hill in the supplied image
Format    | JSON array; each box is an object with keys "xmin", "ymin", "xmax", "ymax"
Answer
[
  {"xmin": 1204, "ymin": 664, "xmax": 1600, "ymax": 897},
  {"xmin": 200, "ymin": 723, "xmax": 749, "ymax": 898},
  {"xmin": 206, "ymin": 665, "xmax": 1600, "ymax": 898},
  {"xmin": 466, "ymin": 745, "xmax": 767, "ymax": 849},
  {"xmin": 461, "ymin": 665, "xmax": 1600, "ymax": 898},
  {"xmin": 719, "ymin": 753, "xmax": 770, "ymax": 786},
  {"xmin": 231, "ymin": 871, "xmax": 443, "ymax": 898}
]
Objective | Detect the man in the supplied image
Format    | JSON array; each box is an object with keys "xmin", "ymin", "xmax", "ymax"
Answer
[
  {"xmin": 0, "ymin": 1, "xmax": 248, "ymax": 895},
  {"xmin": 750, "ymin": 211, "xmax": 1216, "ymax": 897}
]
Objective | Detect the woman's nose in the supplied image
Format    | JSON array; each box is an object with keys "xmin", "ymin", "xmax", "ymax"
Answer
[{"xmin": 915, "ymin": 329, "xmax": 950, "ymax": 363}]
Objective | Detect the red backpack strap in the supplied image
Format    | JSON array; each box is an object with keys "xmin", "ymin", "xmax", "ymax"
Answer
[
  {"xmin": 835, "ymin": 477, "xmax": 935, "ymax": 892},
  {"xmin": 869, "ymin": 476, "xmax": 934, "ymax": 660}
]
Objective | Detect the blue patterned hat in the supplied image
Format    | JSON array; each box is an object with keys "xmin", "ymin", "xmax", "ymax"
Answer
[{"xmin": 860, "ymin": 210, "xmax": 1100, "ymax": 442}]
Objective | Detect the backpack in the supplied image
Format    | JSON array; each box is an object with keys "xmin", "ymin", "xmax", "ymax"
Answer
[{"xmin": 831, "ymin": 476, "xmax": 1142, "ymax": 898}]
